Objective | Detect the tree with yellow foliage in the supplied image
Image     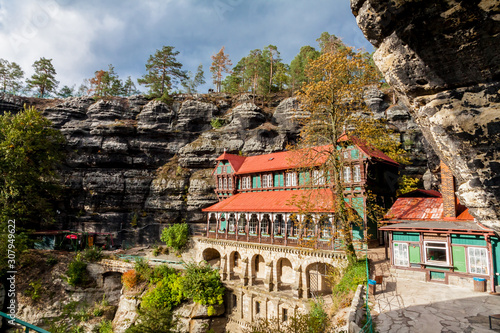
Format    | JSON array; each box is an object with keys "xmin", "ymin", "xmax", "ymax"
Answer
[{"xmin": 295, "ymin": 45, "xmax": 406, "ymax": 260}]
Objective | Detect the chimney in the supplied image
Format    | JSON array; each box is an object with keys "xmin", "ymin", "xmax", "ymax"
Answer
[{"xmin": 440, "ymin": 160, "xmax": 457, "ymax": 219}]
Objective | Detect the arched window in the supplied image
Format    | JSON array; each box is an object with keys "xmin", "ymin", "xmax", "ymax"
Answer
[
  {"xmin": 228, "ymin": 177, "xmax": 233, "ymax": 190},
  {"xmin": 274, "ymin": 214, "xmax": 284, "ymax": 235},
  {"xmin": 249, "ymin": 214, "xmax": 258, "ymax": 234},
  {"xmin": 287, "ymin": 215, "xmax": 298, "ymax": 237},
  {"xmin": 209, "ymin": 213, "xmax": 217, "ymax": 231},
  {"xmin": 218, "ymin": 177, "xmax": 222, "ymax": 189},
  {"xmin": 261, "ymin": 214, "xmax": 270, "ymax": 234},
  {"xmin": 304, "ymin": 214, "xmax": 314, "ymax": 237},
  {"xmin": 319, "ymin": 214, "xmax": 332, "ymax": 239},
  {"xmin": 223, "ymin": 177, "xmax": 228, "ymax": 189},
  {"xmin": 228, "ymin": 213, "xmax": 236, "ymax": 232},
  {"xmin": 238, "ymin": 214, "xmax": 247, "ymax": 233}
]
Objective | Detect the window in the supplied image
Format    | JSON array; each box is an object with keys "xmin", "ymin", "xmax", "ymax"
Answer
[
  {"xmin": 468, "ymin": 247, "xmax": 488, "ymax": 275},
  {"xmin": 353, "ymin": 165, "xmax": 361, "ymax": 182},
  {"xmin": 255, "ymin": 301, "xmax": 260, "ymax": 314},
  {"xmin": 393, "ymin": 242, "xmax": 409, "ymax": 267},
  {"xmin": 304, "ymin": 215, "xmax": 314, "ymax": 237},
  {"xmin": 286, "ymin": 215, "xmax": 298, "ymax": 237},
  {"xmin": 312, "ymin": 169, "xmax": 325, "ymax": 185},
  {"xmin": 274, "ymin": 214, "xmax": 284, "ymax": 235},
  {"xmin": 282, "ymin": 308, "xmax": 288, "ymax": 322},
  {"xmin": 241, "ymin": 176, "xmax": 251, "ymax": 189},
  {"xmin": 262, "ymin": 174, "xmax": 273, "ymax": 188},
  {"xmin": 228, "ymin": 177, "xmax": 233, "ymax": 190},
  {"xmin": 228, "ymin": 213, "xmax": 236, "ymax": 232},
  {"xmin": 424, "ymin": 241, "xmax": 448, "ymax": 265},
  {"xmin": 249, "ymin": 214, "xmax": 258, "ymax": 234},
  {"xmin": 238, "ymin": 214, "xmax": 247, "ymax": 233},
  {"xmin": 319, "ymin": 214, "xmax": 331, "ymax": 238},
  {"xmin": 218, "ymin": 178, "xmax": 222, "ymax": 189},
  {"xmin": 285, "ymin": 172, "xmax": 297, "ymax": 187},
  {"xmin": 234, "ymin": 252, "xmax": 240, "ymax": 267},
  {"xmin": 261, "ymin": 214, "xmax": 270, "ymax": 234},
  {"xmin": 343, "ymin": 166, "xmax": 351, "ymax": 182},
  {"xmin": 223, "ymin": 177, "xmax": 228, "ymax": 189},
  {"xmin": 344, "ymin": 150, "xmax": 350, "ymax": 159}
]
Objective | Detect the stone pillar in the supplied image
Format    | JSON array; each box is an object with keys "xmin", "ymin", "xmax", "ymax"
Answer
[
  {"xmin": 242, "ymin": 257, "xmax": 249, "ymax": 286},
  {"xmin": 240, "ymin": 291, "xmax": 245, "ymax": 320},
  {"xmin": 220, "ymin": 254, "xmax": 227, "ymax": 281},
  {"xmin": 293, "ymin": 265, "xmax": 303, "ymax": 298},
  {"xmin": 264, "ymin": 261, "xmax": 273, "ymax": 291}
]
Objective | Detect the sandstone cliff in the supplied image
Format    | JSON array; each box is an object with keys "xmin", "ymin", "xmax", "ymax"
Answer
[
  {"xmin": 0, "ymin": 91, "xmax": 434, "ymax": 244},
  {"xmin": 351, "ymin": 0, "xmax": 500, "ymax": 232}
]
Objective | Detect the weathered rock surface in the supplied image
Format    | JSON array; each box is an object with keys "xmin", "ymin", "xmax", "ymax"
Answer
[{"xmin": 351, "ymin": 0, "xmax": 500, "ymax": 231}]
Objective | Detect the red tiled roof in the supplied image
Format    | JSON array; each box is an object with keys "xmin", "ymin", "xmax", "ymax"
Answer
[
  {"xmin": 384, "ymin": 197, "xmax": 475, "ymax": 221},
  {"xmin": 235, "ymin": 145, "xmax": 332, "ymax": 175},
  {"xmin": 400, "ymin": 189, "xmax": 442, "ymax": 198},
  {"xmin": 215, "ymin": 152, "xmax": 246, "ymax": 172},
  {"xmin": 202, "ymin": 189, "xmax": 336, "ymax": 213}
]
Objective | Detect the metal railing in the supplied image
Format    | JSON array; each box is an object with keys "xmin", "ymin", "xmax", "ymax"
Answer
[{"xmin": 0, "ymin": 311, "xmax": 50, "ymax": 333}]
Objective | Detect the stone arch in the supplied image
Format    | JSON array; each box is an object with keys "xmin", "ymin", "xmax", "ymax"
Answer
[
  {"xmin": 305, "ymin": 262, "xmax": 334, "ymax": 298},
  {"xmin": 251, "ymin": 254, "xmax": 266, "ymax": 283},
  {"xmin": 229, "ymin": 250, "xmax": 242, "ymax": 280},
  {"xmin": 277, "ymin": 257, "xmax": 294, "ymax": 290},
  {"xmin": 202, "ymin": 248, "xmax": 221, "ymax": 268}
]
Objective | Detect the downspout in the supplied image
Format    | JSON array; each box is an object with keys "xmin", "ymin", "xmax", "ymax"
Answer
[{"xmin": 486, "ymin": 234, "xmax": 496, "ymax": 292}]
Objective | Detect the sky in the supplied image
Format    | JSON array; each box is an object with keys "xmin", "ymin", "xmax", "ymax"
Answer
[{"xmin": 0, "ymin": 0, "xmax": 373, "ymax": 94}]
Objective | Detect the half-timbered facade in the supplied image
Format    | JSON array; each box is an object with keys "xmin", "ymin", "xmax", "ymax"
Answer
[{"xmin": 203, "ymin": 138, "xmax": 400, "ymax": 249}]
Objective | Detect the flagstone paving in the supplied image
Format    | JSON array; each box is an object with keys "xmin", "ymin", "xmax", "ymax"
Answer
[{"xmin": 367, "ymin": 248, "xmax": 500, "ymax": 332}]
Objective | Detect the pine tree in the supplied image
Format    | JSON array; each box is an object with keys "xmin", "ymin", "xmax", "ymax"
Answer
[
  {"xmin": 57, "ymin": 85, "xmax": 75, "ymax": 98},
  {"xmin": 182, "ymin": 64, "xmax": 206, "ymax": 94},
  {"xmin": 89, "ymin": 64, "xmax": 123, "ymax": 97},
  {"xmin": 210, "ymin": 46, "xmax": 232, "ymax": 93},
  {"xmin": 290, "ymin": 46, "xmax": 320, "ymax": 94},
  {"xmin": 122, "ymin": 76, "xmax": 141, "ymax": 96},
  {"xmin": 138, "ymin": 46, "xmax": 187, "ymax": 98},
  {"xmin": 26, "ymin": 57, "xmax": 59, "ymax": 98},
  {"xmin": 0, "ymin": 59, "xmax": 24, "ymax": 94}
]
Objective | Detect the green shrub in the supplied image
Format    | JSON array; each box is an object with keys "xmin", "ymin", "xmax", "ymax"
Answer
[
  {"xmin": 125, "ymin": 306, "xmax": 179, "ymax": 333},
  {"xmin": 181, "ymin": 262, "xmax": 224, "ymax": 314},
  {"xmin": 333, "ymin": 259, "xmax": 367, "ymax": 293},
  {"xmin": 83, "ymin": 246, "xmax": 103, "ymax": 262},
  {"xmin": 160, "ymin": 223, "xmax": 190, "ymax": 253},
  {"xmin": 150, "ymin": 264, "xmax": 177, "ymax": 284},
  {"xmin": 210, "ymin": 118, "xmax": 226, "ymax": 129},
  {"xmin": 134, "ymin": 257, "xmax": 153, "ymax": 281},
  {"xmin": 96, "ymin": 320, "xmax": 114, "ymax": 333},
  {"xmin": 25, "ymin": 280, "xmax": 42, "ymax": 301},
  {"xmin": 141, "ymin": 272, "xmax": 184, "ymax": 310},
  {"xmin": 66, "ymin": 258, "xmax": 88, "ymax": 286}
]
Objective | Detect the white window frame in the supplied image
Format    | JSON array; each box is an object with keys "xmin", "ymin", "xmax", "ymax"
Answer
[
  {"xmin": 468, "ymin": 247, "xmax": 489, "ymax": 275},
  {"xmin": 353, "ymin": 165, "xmax": 361, "ymax": 182},
  {"xmin": 312, "ymin": 169, "xmax": 325, "ymax": 185},
  {"xmin": 242, "ymin": 176, "xmax": 251, "ymax": 189},
  {"xmin": 262, "ymin": 174, "xmax": 273, "ymax": 188},
  {"xmin": 285, "ymin": 172, "xmax": 297, "ymax": 187},
  {"xmin": 223, "ymin": 177, "xmax": 228, "ymax": 189},
  {"xmin": 424, "ymin": 241, "xmax": 449, "ymax": 266},
  {"xmin": 228, "ymin": 177, "xmax": 233, "ymax": 190},
  {"xmin": 344, "ymin": 150, "xmax": 349, "ymax": 159},
  {"xmin": 343, "ymin": 166, "xmax": 351, "ymax": 182},
  {"xmin": 393, "ymin": 242, "xmax": 409, "ymax": 267},
  {"xmin": 218, "ymin": 177, "xmax": 222, "ymax": 189}
]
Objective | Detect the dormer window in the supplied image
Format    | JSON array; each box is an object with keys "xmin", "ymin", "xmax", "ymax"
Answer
[
  {"xmin": 242, "ymin": 176, "xmax": 251, "ymax": 189},
  {"xmin": 218, "ymin": 178, "xmax": 222, "ymax": 189},
  {"xmin": 262, "ymin": 174, "xmax": 273, "ymax": 188},
  {"xmin": 228, "ymin": 178, "xmax": 233, "ymax": 190},
  {"xmin": 285, "ymin": 172, "xmax": 297, "ymax": 187},
  {"xmin": 312, "ymin": 169, "xmax": 325, "ymax": 185},
  {"xmin": 223, "ymin": 178, "xmax": 228, "ymax": 189}
]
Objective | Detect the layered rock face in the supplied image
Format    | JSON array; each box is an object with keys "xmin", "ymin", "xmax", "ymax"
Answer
[
  {"xmin": 351, "ymin": 0, "xmax": 500, "ymax": 231},
  {"xmin": 0, "ymin": 91, "xmax": 434, "ymax": 244}
]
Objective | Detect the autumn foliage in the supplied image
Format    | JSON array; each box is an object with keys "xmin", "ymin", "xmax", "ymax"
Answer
[{"xmin": 122, "ymin": 269, "xmax": 141, "ymax": 289}]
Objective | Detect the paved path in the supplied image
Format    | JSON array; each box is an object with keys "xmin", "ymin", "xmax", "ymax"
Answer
[{"xmin": 367, "ymin": 248, "xmax": 500, "ymax": 332}]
